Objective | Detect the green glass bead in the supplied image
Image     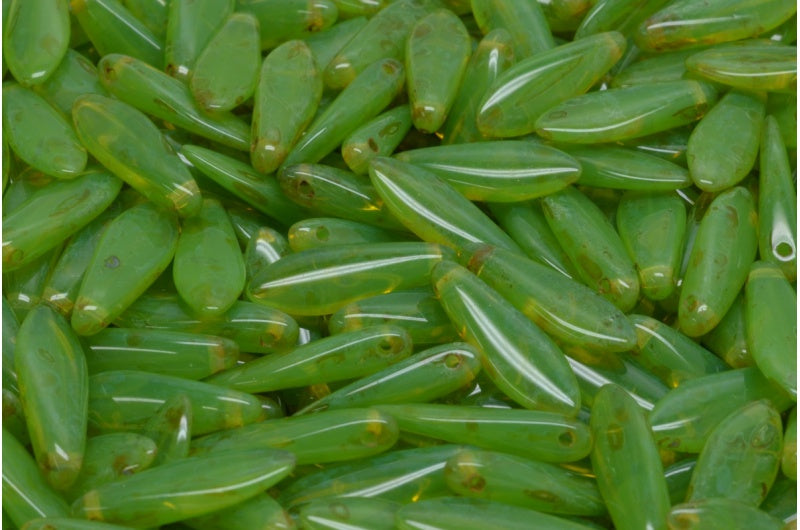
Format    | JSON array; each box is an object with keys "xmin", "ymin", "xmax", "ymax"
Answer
[
  {"xmin": 686, "ymin": 42, "xmax": 797, "ymax": 92},
  {"xmin": 206, "ymin": 325, "xmax": 412, "ymax": 392},
  {"xmin": 574, "ymin": 0, "xmax": 670, "ymax": 39},
  {"xmin": 303, "ymin": 16, "xmax": 367, "ymax": 75},
  {"xmin": 395, "ymin": 497, "xmax": 597, "ymax": 530},
  {"xmin": 164, "ymin": 0, "xmax": 233, "ymax": 80},
  {"xmin": 369, "ymin": 157, "xmax": 521, "ymax": 252},
  {"xmin": 85, "ymin": 328, "xmax": 238, "ymax": 379},
  {"xmin": 71, "ymin": 202, "xmax": 179, "ymax": 336},
  {"xmin": 635, "ymin": 0, "xmax": 796, "ymax": 52},
  {"xmin": 440, "ymin": 28, "xmax": 514, "ymax": 144},
  {"xmin": 3, "ymin": 0, "xmax": 70, "ymax": 85},
  {"xmin": 189, "ymin": 13, "xmax": 259, "ymax": 111},
  {"xmin": 192, "ymin": 407, "xmax": 398, "ymax": 464},
  {"xmin": 71, "ymin": 448, "xmax": 295, "ymax": 527},
  {"xmin": 466, "ymin": 244, "xmax": 637, "ymax": 353},
  {"xmin": 471, "ymin": 0, "xmax": 554, "ymax": 59},
  {"xmin": 139, "ymin": 393, "xmax": 192, "ymax": 467},
  {"xmin": 299, "ymin": 497, "xmax": 399, "ymax": 530},
  {"xmin": 678, "ymin": 187, "xmax": 758, "ymax": 337},
  {"xmin": 122, "ymin": 0, "xmax": 169, "ymax": 39},
  {"xmin": 2, "ymin": 297, "xmax": 20, "ymax": 394},
  {"xmin": 783, "ymin": 408, "xmax": 796, "ymax": 480},
  {"xmin": 488, "ymin": 201, "xmax": 579, "ymax": 279},
  {"xmin": 21, "ymin": 518, "xmax": 134, "ymax": 530},
  {"xmin": 432, "ymin": 260, "xmax": 580, "ymax": 415},
  {"xmin": 184, "ymin": 494, "xmax": 295, "ymax": 530},
  {"xmin": 567, "ymin": 356, "xmax": 669, "ymax": 412},
  {"xmin": 590, "ymin": 384, "xmax": 671, "ymax": 530},
  {"xmin": 3, "ymin": 170, "xmax": 120, "ymax": 272},
  {"xmin": 71, "ymin": 0, "xmax": 163, "ymax": 66},
  {"xmin": 664, "ymin": 457, "xmax": 697, "ymax": 504},
  {"xmin": 3, "ymin": 388, "xmax": 29, "ymax": 446},
  {"xmin": 2, "ymin": 429, "xmax": 70, "ymax": 528},
  {"xmin": 542, "ymin": 186, "xmax": 640, "ymax": 312},
  {"xmin": 248, "ymin": 242, "xmax": 453, "ymax": 316},
  {"xmin": 64, "ymin": 432, "xmax": 157, "ymax": 502},
  {"xmin": 623, "ymin": 125, "xmax": 692, "ymax": 166},
  {"xmin": 476, "ymin": 32, "xmax": 625, "ymax": 138},
  {"xmin": 97, "ymin": 54, "xmax": 251, "ymax": 151},
  {"xmin": 3, "ymin": 83, "xmax": 87, "ymax": 179},
  {"xmin": 537, "ymin": 0, "xmax": 593, "ymax": 32},
  {"xmin": 71, "ymin": 95, "xmax": 202, "ymax": 216},
  {"xmin": 396, "ymin": 141, "xmax": 581, "ymax": 202},
  {"xmin": 767, "ymin": 92, "xmax": 797, "ymax": 148},
  {"xmin": 279, "ymin": 163, "xmax": 406, "ymax": 231},
  {"xmin": 289, "ymin": 218, "xmax": 401, "ymax": 251},
  {"xmin": 342, "ymin": 105, "xmax": 412, "ymax": 175},
  {"xmin": 31, "ymin": 49, "xmax": 107, "ymax": 115},
  {"xmin": 687, "ymin": 400, "xmax": 783, "ymax": 505},
  {"xmin": 444, "ymin": 448, "xmax": 604, "ymax": 515},
  {"xmin": 745, "ymin": 261, "xmax": 797, "ymax": 397},
  {"xmin": 667, "ymin": 498, "xmax": 785, "ymax": 530},
  {"xmin": 251, "ymin": 40, "xmax": 322, "ymax": 174},
  {"xmin": 3, "ymin": 167, "xmax": 56, "ymax": 216},
  {"xmin": 649, "ymin": 367, "xmax": 793, "ymax": 453},
  {"xmin": 88, "ymin": 370, "xmax": 274, "ymax": 435},
  {"xmin": 237, "ymin": 0, "xmax": 338, "ymax": 51},
  {"xmin": 323, "ymin": 0, "xmax": 438, "ymax": 89},
  {"xmin": 242, "ymin": 231, "xmax": 286, "ymax": 289},
  {"xmin": 561, "ymin": 145, "xmax": 690, "ymax": 191},
  {"xmin": 279, "ymin": 445, "xmax": 461, "ymax": 507},
  {"xmin": 701, "ymin": 293, "xmax": 753, "ymax": 368},
  {"xmin": 114, "ymin": 294, "xmax": 299, "ymax": 355},
  {"xmin": 536, "ymin": 80, "xmax": 718, "ymax": 144},
  {"xmin": 285, "ymin": 58, "xmax": 405, "ymax": 166},
  {"xmin": 3, "ymin": 246, "xmax": 61, "ymax": 321},
  {"xmin": 759, "ymin": 115, "xmax": 797, "ymax": 281},
  {"xmin": 405, "ymin": 9, "xmax": 470, "ymax": 133},
  {"xmin": 612, "ymin": 48, "xmax": 701, "ymax": 88},
  {"xmin": 616, "ymin": 192, "xmax": 686, "ymax": 300},
  {"xmin": 761, "ymin": 475, "xmax": 797, "ymax": 523}
]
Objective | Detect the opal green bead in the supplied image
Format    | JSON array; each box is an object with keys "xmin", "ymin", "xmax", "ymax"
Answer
[
  {"xmin": 488, "ymin": 201, "xmax": 578, "ymax": 279},
  {"xmin": 767, "ymin": 92, "xmax": 797, "ymax": 148},
  {"xmin": 20, "ymin": 518, "xmax": 134, "ymax": 530},
  {"xmin": 590, "ymin": 384, "xmax": 671, "ymax": 530},
  {"xmin": 396, "ymin": 141, "xmax": 581, "ymax": 202},
  {"xmin": 237, "ymin": 0, "xmax": 338, "ymax": 50},
  {"xmin": 300, "ymin": 497, "xmax": 399, "ymax": 530},
  {"xmin": 15, "ymin": 305, "xmax": 88, "ymax": 490},
  {"xmin": 248, "ymin": 242, "xmax": 453, "ymax": 316},
  {"xmin": 783, "ymin": 408, "xmax": 796, "ymax": 480},
  {"xmin": 164, "ymin": 0, "xmax": 233, "ymax": 80},
  {"xmin": 88, "ymin": 370, "xmax": 274, "ymax": 435},
  {"xmin": 432, "ymin": 260, "xmax": 580, "ymax": 415},
  {"xmin": 323, "ymin": 0, "xmax": 439, "ymax": 89},
  {"xmin": 686, "ymin": 42, "xmax": 797, "ymax": 92},
  {"xmin": 759, "ymin": 115, "xmax": 797, "ymax": 281},
  {"xmin": 3, "ymin": 387, "xmax": 29, "ymax": 446},
  {"xmin": 466, "ymin": 244, "xmax": 637, "ymax": 353},
  {"xmin": 71, "ymin": 202, "xmax": 179, "ymax": 336},
  {"xmin": 701, "ymin": 293, "xmax": 753, "ymax": 368},
  {"xmin": 206, "ymin": 325, "xmax": 412, "ymax": 392},
  {"xmin": 2, "ymin": 170, "xmax": 121, "ymax": 272},
  {"xmin": 244, "ymin": 225, "xmax": 289, "ymax": 282},
  {"xmin": 678, "ymin": 187, "xmax": 758, "ymax": 337},
  {"xmin": 141, "ymin": 393, "xmax": 192, "ymax": 466},
  {"xmin": 440, "ymin": 28, "xmax": 514, "ymax": 144},
  {"xmin": 71, "ymin": 0, "xmax": 163, "ymax": 66},
  {"xmin": 114, "ymin": 294, "xmax": 299, "ymax": 355},
  {"xmin": 289, "ymin": 218, "xmax": 401, "ymax": 251},
  {"xmin": 3, "ymin": 0, "xmax": 70, "ymax": 85},
  {"xmin": 303, "ymin": 16, "xmax": 366, "ymax": 74},
  {"xmin": 279, "ymin": 163, "xmax": 406, "ymax": 231},
  {"xmin": 3, "ymin": 246, "xmax": 61, "ymax": 321},
  {"xmin": 369, "ymin": 157, "xmax": 521, "ymax": 252},
  {"xmin": 649, "ymin": 368, "xmax": 793, "ymax": 453},
  {"xmin": 189, "ymin": 13, "xmax": 260, "ymax": 111},
  {"xmin": 745, "ymin": 261, "xmax": 797, "ymax": 397},
  {"xmin": 71, "ymin": 95, "xmax": 202, "ymax": 217},
  {"xmin": 623, "ymin": 125, "xmax": 692, "ymax": 166},
  {"xmin": 612, "ymin": 48, "xmax": 701, "ymax": 88},
  {"xmin": 297, "ymin": 343, "xmax": 479, "ymax": 414},
  {"xmin": 687, "ymin": 400, "xmax": 783, "ymax": 505},
  {"xmin": 635, "ymin": 0, "xmax": 796, "ymax": 52},
  {"xmin": 664, "ymin": 458, "xmax": 697, "ymax": 504},
  {"xmin": 3, "ymin": 167, "xmax": 56, "ymax": 216},
  {"xmin": 97, "ymin": 54, "xmax": 251, "ymax": 151},
  {"xmin": 342, "ymin": 105, "xmax": 412, "ymax": 175},
  {"xmin": 251, "ymin": 40, "xmax": 322, "ymax": 174},
  {"xmin": 760, "ymin": 475, "xmax": 797, "ymax": 524},
  {"xmin": 2, "ymin": 298, "xmax": 20, "ymax": 394},
  {"xmin": 32, "ymin": 49, "xmax": 107, "ymax": 115},
  {"xmin": 405, "ymin": 9, "xmax": 470, "ymax": 133},
  {"xmin": 476, "ymin": 32, "xmax": 625, "ymax": 138},
  {"xmin": 184, "ymin": 493, "xmax": 295, "ymax": 530},
  {"xmin": 567, "ymin": 356, "xmax": 669, "ymax": 411},
  {"xmin": 63, "ymin": 433, "xmax": 157, "ymax": 502},
  {"xmin": 122, "ymin": 0, "xmax": 169, "ymax": 39},
  {"xmin": 538, "ymin": 0, "xmax": 594, "ymax": 32},
  {"xmin": 574, "ymin": 0, "xmax": 670, "ymax": 39},
  {"xmin": 284, "ymin": 58, "xmax": 405, "ymax": 166},
  {"xmin": 395, "ymin": 498, "xmax": 597, "ymax": 530},
  {"xmin": 328, "ymin": 289, "xmax": 458, "ymax": 346},
  {"xmin": 471, "ymin": 0, "xmax": 554, "ymax": 59},
  {"xmin": 3, "ymin": 83, "xmax": 87, "ymax": 179},
  {"xmin": 542, "ymin": 186, "xmax": 640, "ymax": 312},
  {"xmin": 71, "ymin": 448, "xmax": 295, "ymax": 527},
  {"xmin": 536, "ymin": 80, "xmax": 718, "ymax": 144},
  {"xmin": 667, "ymin": 499, "xmax": 785, "ymax": 530},
  {"xmin": 192, "ymin": 408, "xmax": 398, "ymax": 464},
  {"xmin": 330, "ymin": 0, "xmax": 388, "ymax": 17},
  {"xmin": 2, "ymin": 429, "xmax": 70, "ymax": 528},
  {"xmin": 85, "ymin": 328, "xmax": 239, "ymax": 379}
]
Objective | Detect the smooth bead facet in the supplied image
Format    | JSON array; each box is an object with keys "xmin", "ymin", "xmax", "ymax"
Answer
[
  {"xmin": 3, "ymin": 0, "xmax": 70, "ymax": 85},
  {"xmin": 342, "ymin": 105, "xmax": 412, "ymax": 175},
  {"xmin": 667, "ymin": 498, "xmax": 785, "ymax": 530},
  {"xmin": 164, "ymin": 0, "xmax": 233, "ymax": 80},
  {"xmin": 142, "ymin": 393, "xmax": 192, "ymax": 466},
  {"xmin": 471, "ymin": 0, "xmax": 555, "ymax": 59}
]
